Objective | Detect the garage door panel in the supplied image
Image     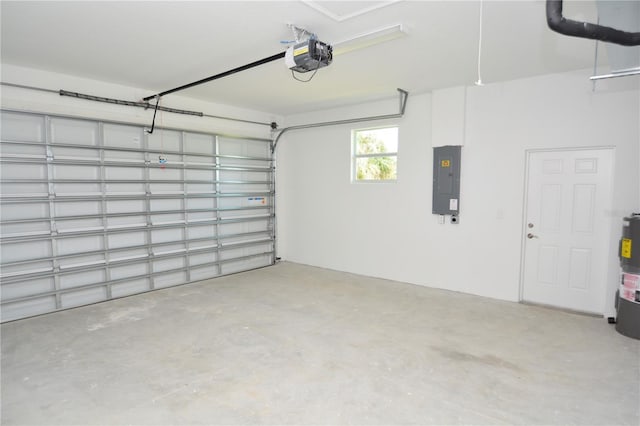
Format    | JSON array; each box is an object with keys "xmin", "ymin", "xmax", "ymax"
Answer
[
  {"xmin": 153, "ymin": 151, "xmax": 182, "ymax": 163},
  {"xmin": 1, "ymin": 163, "xmax": 47, "ymax": 179},
  {"xmin": 108, "ymin": 231, "xmax": 146, "ymax": 249},
  {"xmin": 53, "ymin": 164, "xmax": 99, "ymax": 180},
  {"xmin": 52, "ymin": 146, "xmax": 100, "ymax": 160},
  {"xmin": 103, "ymin": 124, "xmax": 144, "ymax": 149},
  {"xmin": 188, "ymin": 225, "xmax": 216, "ymax": 239},
  {"xmin": 54, "ymin": 182, "xmax": 102, "ymax": 196},
  {"xmin": 58, "ymin": 235, "xmax": 104, "ymax": 256},
  {"xmin": 111, "ymin": 278, "xmax": 151, "ymax": 298},
  {"xmin": 2, "ymin": 203, "xmax": 49, "ymax": 221},
  {"xmin": 221, "ymin": 255, "xmax": 270, "ymax": 275},
  {"xmin": 218, "ymin": 170, "xmax": 257, "ymax": 182},
  {"xmin": 148, "ymin": 129, "xmax": 181, "ymax": 151},
  {"xmin": 150, "ymin": 198, "xmax": 183, "ymax": 211},
  {"xmin": 1, "ymin": 220, "xmax": 49, "ymax": 238},
  {"xmin": 58, "ymin": 252, "xmax": 106, "ymax": 268},
  {"xmin": 1, "ymin": 111, "xmax": 274, "ymax": 321},
  {"xmin": 189, "ymin": 251, "xmax": 217, "ymax": 266},
  {"xmin": 1, "ymin": 143, "xmax": 45, "ymax": 157},
  {"xmin": 106, "ymin": 199, "xmax": 145, "ymax": 214},
  {"xmin": 151, "ymin": 228, "xmax": 184, "ymax": 244},
  {"xmin": 2, "ymin": 277, "xmax": 55, "ymax": 300},
  {"xmin": 1, "ymin": 112, "xmax": 45, "ymax": 142},
  {"xmin": 1, "ymin": 260, "xmax": 53, "ymax": 279},
  {"xmin": 185, "ymin": 198, "xmax": 214, "ymax": 210},
  {"xmin": 55, "ymin": 217, "xmax": 103, "ymax": 233},
  {"xmin": 105, "ymin": 182, "xmax": 145, "ymax": 195},
  {"xmin": 103, "ymin": 150, "xmax": 145, "ymax": 163},
  {"xmin": 55, "ymin": 201, "xmax": 101, "ymax": 217},
  {"xmin": 185, "ymin": 169, "xmax": 215, "ymax": 180},
  {"xmin": 1, "ymin": 240, "xmax": 51, "ymax": 263},
  {"xmin": 1, "ymin": 184, "xmax": 45, "ymax": 204},
  {"xmin": 220, "ymin": 209, "xmax": 270, "ymax": 220},
  {"xmin": 184, "ymin": 156, "xmax": 215, "ymax": 167},
  {"xmin": 219, "ymin": 221, "xmax": 269, "ymax": 235},
  {"xmin": 110, "ymin": 263, "xmax": 149, "ymax": 281},
  {"xmin": 151, "ymin": 212, "xmax": 184, "ymax": 225},
  {"xmin": 60, "ymin": 286, "xmax": 107, "ymax": 309},
  {"xmin": 217, "ymin": 197, "xmax": 255, "ymax": 210},
  {"xmin": 150, "ymin": 167, "xmax": 182, "ymax": 181},
  {"xmin": 110, "ymin": 248, "xmax": 148, "ymax": 263},
  {"xmin": 186, "ymin": 184, "xmax": 216, "ymax": 195},
  {"xmin": 150, "ymin": 182, "xmax": 183, "ymax": 194},
  {"xmin": 2, "ymin": 296, "xmax": 56, "ymax": 322},
  {"xmin": 219, "ymin": 183, "xmax": 268, "ymax": 193},
  {"xmin": 50, "ymin": 117, "xmax": 98, "ymax": 145},
  {"xmin": 154, "ymin": 271, "xmax": 187, "ymax": 289},
  {"xmin": 184, "ymin": 133, "xmax": 214, "ymax": 153},
  {"xmin": 106, "ymin": 215, "xmax": 146, "ymax": 229},
  {"xmin": 154, "ymin": 242, "xmax": 186, "ymax": 255},
  {"xmin": 189, "ymin": 266, "xmax": 218, "ymax": 282},
  {"xmin": 59, "ymin": 269, "xmax": 106, "ymax": 289},
  {"xmin": 105, "ymin": 166, "xmax": 144, "ymax": 180},
  {"xmin": 218, "ymin": 137, "xmax": 267, "ymax": 156},
  {"xmin": 187, "ymin": 211, "xmax": 216, "ymax": 222},
  {"xmin": 152, "ymin": 258, "xmax": 187, "ymax": 275}
]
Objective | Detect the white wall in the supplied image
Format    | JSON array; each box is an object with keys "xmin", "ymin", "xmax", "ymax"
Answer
[
  {"xmin": 1, "ymin": 64, "xmax": 278, "ymax": 139},
  {"xmin": 276, "ymin": 70, "xmax": 640, "ymax": 316}
]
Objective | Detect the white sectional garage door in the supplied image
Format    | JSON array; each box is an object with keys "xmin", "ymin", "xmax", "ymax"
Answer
[{"xmin": 0, "ymin": 110, "xmax": 275, "ymax": 322}]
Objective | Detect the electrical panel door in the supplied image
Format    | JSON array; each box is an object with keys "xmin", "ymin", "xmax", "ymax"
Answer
[{"xmin": 432, "ymin": 145, "xmax": 461, "ymax": 215}]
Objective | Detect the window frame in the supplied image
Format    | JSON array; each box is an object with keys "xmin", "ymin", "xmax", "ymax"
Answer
[{"xmin": 351, "ymin": 125, "xmax": 399, "ymax": 183}]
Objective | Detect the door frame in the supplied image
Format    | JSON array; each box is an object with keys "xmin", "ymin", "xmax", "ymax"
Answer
[{"xmin": 518, "ymin": 146, "xmax": 616, "ymax": 313}]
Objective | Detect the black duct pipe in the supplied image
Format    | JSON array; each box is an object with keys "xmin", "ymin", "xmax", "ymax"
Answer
[{"xmin": 546, "ymin": 0, "xmax": 640, "ymax": 46}]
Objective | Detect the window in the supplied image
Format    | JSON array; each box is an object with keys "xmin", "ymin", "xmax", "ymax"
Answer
[{"xmin": 352, "ymin": 126, "xmax": 398, "ymax": 182}]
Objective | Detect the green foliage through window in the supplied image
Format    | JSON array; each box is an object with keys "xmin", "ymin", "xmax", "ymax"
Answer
[{"xmin": 353, "ymin": 127, "xmax": 398, "ymax": 181}]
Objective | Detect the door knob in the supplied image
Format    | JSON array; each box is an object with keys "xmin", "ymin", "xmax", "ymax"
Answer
[{"xmin": 527, "ymin": 233, "xmax": 538, "ymax": 239}]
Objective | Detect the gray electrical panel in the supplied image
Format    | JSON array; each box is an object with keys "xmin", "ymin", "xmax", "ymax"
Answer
[{"xmin": 432, "ymin": 145, "xmax": 461, "ymax": 216}]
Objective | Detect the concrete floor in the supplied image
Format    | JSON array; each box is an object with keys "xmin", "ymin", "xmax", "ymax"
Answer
[{"xmin": 1, "ymin": 262, "xmax": 639, "ymax": 425}]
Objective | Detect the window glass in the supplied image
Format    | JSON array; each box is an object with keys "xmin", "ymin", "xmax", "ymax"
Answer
[{"xmin": 353, "ymin": 127, "xmax": 398, "ymax": 181}]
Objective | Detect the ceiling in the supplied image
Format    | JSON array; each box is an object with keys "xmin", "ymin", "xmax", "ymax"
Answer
[{"xmin": 0, "ymin": 1, "xmax": 615, "ymax": 115}]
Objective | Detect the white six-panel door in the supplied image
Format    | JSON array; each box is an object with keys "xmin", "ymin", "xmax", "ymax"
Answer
[
  {"xmin": 0, "ymin": 111, "xmax": 275, "ymax": 322},
  {"xmin": 522, "ymin": 148, "xmax": 614, "ymax": 314}
]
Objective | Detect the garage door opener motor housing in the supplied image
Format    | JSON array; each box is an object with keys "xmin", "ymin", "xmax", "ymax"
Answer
[{"xmin": 285, "ymin": 38, "xmax": 333, "ymax": 73}]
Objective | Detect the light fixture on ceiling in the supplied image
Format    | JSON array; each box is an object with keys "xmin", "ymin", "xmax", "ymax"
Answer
[{"xmin": 332, "ymin": 24, "xmax": 408, "ymax": 56}]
